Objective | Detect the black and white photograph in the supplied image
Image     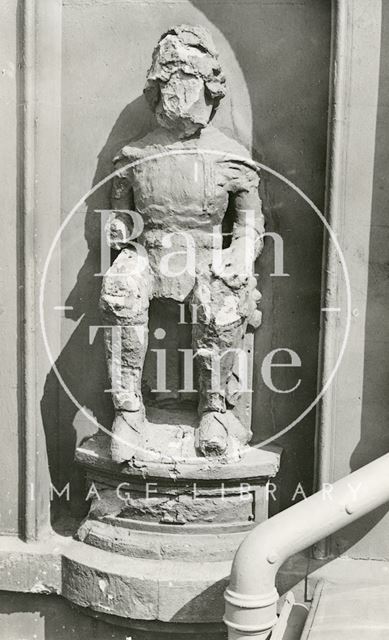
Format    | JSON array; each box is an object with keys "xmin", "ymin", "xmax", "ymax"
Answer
[{"xmin": 0, "ymin": 0, "xmax": 388, "ymax": 638}]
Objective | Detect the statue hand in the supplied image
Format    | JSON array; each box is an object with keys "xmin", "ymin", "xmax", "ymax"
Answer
[
  {"xmin": 105, "ymin": 211, "xmax": 134, "ymax": 250},
  {"xmin": 212, "ymin": 240, "xmax": 254, "ymax": 289}
]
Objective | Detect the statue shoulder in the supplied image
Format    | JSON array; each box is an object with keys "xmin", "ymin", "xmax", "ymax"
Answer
[
  {"xmin": 201, "ymin": 127, "xmax": 258, "ymax": 171},
  {"xmin": 113, "ymin": 128, "xmax": 173, "ymax": 166},
  {"xmin": 202, "ymin": 128, "xmax": 260, "ymax": 193},
  {"xmin": 113, "ymin": 143, "xmax": 143, "ymax": 167},
  {"xmin": 200, "ymin": 126, "xmax": 244, "ymax": 153}
]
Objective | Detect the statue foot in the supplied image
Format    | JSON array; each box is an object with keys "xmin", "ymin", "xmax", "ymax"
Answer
[
  {"xmin": 114, "ymin": 391, "xmax": 142, "ymax": 413},
  {"xmin": 110, "ymin": 408, "xmax": 145, "ymax": 463},
  {"xmin": 196, "ymin": 410, "xmax": 252, "ymax": 457},
  {"xmin": 197, "ymin": 411, "xmax": 228, "ymax": 457}
]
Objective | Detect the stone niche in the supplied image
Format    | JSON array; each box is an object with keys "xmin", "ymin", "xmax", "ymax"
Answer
[{"xmin": 72, "ymin": 24, "xmax": 281, "ymax": 638}]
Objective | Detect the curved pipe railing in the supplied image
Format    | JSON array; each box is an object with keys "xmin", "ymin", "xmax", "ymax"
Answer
[{"xmin": 224, "ymin": 452, "xmax": 389, "ymax": 640}]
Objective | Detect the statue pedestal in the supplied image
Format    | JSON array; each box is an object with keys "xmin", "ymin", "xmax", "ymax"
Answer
[{"xmin": 69, "ymin": 432, "xmax": 281, "ymax": 637}]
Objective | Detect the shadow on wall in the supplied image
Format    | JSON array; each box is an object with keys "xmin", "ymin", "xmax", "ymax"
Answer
[
  {"xmin": 41, "ymin": 96, "xmax": 155, "ymax": 527},
  {"xmin": 41, "ymin": 0, "xmax": 331, "ymax": 528}
]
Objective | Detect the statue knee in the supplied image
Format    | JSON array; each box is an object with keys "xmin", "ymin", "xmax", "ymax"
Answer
[{"xmin": 100, "ymin": 257, "xmax": 149, "ymax": 323}]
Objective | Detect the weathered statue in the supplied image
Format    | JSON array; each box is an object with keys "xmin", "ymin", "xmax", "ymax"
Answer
[{"xmin": 100, "ymin": 25, "xmax": 264, "ymax": 461}]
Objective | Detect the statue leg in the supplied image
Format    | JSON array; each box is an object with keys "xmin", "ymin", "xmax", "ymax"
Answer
[
  {"xmin": 191, "ymin": 275, "xmax": 255, "ymax": 456},
  {"xmin": 100, "ymin": 248, "xmax": 151, "ymax": 462}
]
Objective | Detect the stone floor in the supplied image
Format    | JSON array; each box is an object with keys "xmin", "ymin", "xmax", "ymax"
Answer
[{"xmin": 301, "ymin": 581, "xmax": 389, "ymax": 639}]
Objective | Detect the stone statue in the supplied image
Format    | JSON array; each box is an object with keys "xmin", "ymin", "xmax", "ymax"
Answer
[{"xmin": 100, "ymin": 25, "xmax": 264, "ymax": 462}]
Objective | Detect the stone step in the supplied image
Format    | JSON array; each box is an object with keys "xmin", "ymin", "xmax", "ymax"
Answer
[{"xmin": 300, "ymin": 580, "xmax": 389, "ymax": 640}]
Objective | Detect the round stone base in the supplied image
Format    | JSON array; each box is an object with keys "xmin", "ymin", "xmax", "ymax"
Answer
[
  {"xmin": 63, "ymin": 540, "xmax": 232, "ymax": 625},
  {"xmin": 72, "ymin": 434, "xmax": 281, "ymax": 632}
]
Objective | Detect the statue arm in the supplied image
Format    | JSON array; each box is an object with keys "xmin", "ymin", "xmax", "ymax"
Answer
[
  {"xmin": 213, "ymin": 165, "xmax": 264, "ymax": 289},
  {"xmin": 230, "ymin": 166, "xmax": 264, "ymax": 263}
]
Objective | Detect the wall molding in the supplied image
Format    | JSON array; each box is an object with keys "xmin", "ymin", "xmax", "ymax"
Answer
[
  {"xmin": 19, "ymin": 0, "xmax": 63, "ymax": 540},
  {"xmin": 314, "ymin": 0, "xmax": 382, "ymax": 558}
]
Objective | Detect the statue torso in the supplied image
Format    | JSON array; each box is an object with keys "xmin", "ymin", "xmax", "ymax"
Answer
[{"xmin": 112, "ymin": 126, "xmax": 258, "ymax": 300}]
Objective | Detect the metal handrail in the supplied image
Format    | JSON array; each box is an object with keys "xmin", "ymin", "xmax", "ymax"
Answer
[{"xmin": 224, "ymin": 452, "xmax": 389, "ymax": 639}]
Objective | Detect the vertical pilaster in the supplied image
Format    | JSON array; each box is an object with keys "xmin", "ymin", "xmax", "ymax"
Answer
[
  {"xmin": 19, "ymin": 0, "xmax": 62, "ymax": 540},
  {"xmin": 314, "ymin": 0, "xmax": 382, "ymax": 558}
]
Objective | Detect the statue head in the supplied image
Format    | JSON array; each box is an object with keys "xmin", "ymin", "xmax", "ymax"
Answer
[{"xmin": 144, "ymin": 25, "xmax": 226, "ymax": 137}]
